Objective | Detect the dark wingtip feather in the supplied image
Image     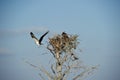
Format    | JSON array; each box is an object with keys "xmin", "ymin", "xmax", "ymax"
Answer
[
  {"xmin": 46, "ymin": 30, "xmax": 49, "ymax": 34},
  {"xmin": 30, "ymin": 32, "xmax": 34, "ymax": 38}
]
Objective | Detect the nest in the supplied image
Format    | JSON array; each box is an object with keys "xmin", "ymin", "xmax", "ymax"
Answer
[{"xmin": 48, "ymin": 32, "xmax": 79, "ymax": 55}]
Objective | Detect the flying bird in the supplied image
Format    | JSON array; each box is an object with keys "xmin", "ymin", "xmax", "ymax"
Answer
[{"xmin": 30, "ymin": 31, "xmax": 49, "ymax": 46}]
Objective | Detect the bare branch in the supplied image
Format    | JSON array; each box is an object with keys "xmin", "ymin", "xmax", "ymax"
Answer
[
  {"xmin": 73, "ymin": 65, "xmax": 98, "ymax": 80},
  {"xmin": 47, "ymin": 45, "xmax": 55, "ymax": 57},
  {"xmin": 38, "ymin": 73, "xmax": 45, "ymax": 80},
  {"xmin": 25, "ymin": 61, "xmax": 54, "ymax": 80},
  {"xmin": 51, "ymin": 64, "xmax": 56, "ymax": 74},
  {"xmin": 63, "ymin": 65, "xmax": 71, "ymax": 79}
]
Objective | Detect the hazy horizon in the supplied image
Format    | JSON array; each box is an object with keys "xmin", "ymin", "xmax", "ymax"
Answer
[{"xmin": 0, "ymin": 0, "xmax": 120, "ymax": 80}]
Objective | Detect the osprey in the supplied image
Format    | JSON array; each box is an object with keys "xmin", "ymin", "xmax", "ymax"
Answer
[{"xmin": 30, "ymin": 31, "xmax": 49, "ymax": 46}]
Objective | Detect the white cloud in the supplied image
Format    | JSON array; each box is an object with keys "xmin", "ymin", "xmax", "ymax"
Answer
[
  {"xmin": 0, "ymin": 26, "xmax": 49, "ymax": 37},
  {"xmin": 0, "ymin": 48, "xmax": 13, "ymax": 55}
]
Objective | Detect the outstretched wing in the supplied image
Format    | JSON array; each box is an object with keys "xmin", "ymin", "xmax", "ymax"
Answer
[
  {"xmin": 39, "ymin": 31, "xmax": 49, "ymax": 44},
  {"xmin": 30, "ymin": 32, "xmax": 39, "ymax": 42}
]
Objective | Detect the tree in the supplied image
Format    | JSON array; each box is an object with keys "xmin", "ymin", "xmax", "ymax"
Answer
[{"xmin": 26, "ymin": 32, "xmax": 98, "ymax": 80}]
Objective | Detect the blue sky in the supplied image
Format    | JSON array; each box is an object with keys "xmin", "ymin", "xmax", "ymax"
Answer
[{"xmin": 0, "ymin": 0, "xmax": 120, "ymax": 80}]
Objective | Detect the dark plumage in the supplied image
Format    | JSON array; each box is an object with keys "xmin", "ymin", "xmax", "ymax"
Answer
[
  {"xmin": 71, "ymin": 53, "xmax": 79, "ymax": 60},
  {"xmin": 30, "ymin": 31, "xmax": 49, "ymax": 46},
  {"xmin": 62, "ymin": 32, "xmax": 69, "ymax": 38}
]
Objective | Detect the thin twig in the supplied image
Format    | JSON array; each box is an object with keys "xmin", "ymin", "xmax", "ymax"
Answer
[{"xmin": 25, "ymin": 61, "xmax": 54, "ymax": 80}]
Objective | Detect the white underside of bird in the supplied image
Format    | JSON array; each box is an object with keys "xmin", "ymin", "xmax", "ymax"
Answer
[{"xmin": 33, "ymin": 38, "xmax": 40, "ymax": 46}]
